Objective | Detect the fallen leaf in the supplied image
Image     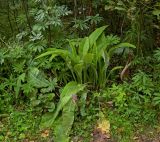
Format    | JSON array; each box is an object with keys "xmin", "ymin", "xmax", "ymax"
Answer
[
  {"xmin": 41, "ymin": 129, "xmax": 50, "ymax": 138},
  {"xmin": 97, "ymin": 119, "xmax": 110, "ymax": 134},
  {"xmin": 92, "ymin": 119, "xmax": 111, "ymax": 142}
]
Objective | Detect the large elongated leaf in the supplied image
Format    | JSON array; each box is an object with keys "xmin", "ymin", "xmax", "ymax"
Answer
[
  {"xmin": 36, "ymin": 49, "xmax": 68, "ymax": 60},
  {"xmin": 54, "ymin": 100, "xmax": 76, "ymax": 142},
  {"xmin": 40, "ymin": 81, "xmax": 85, "ymax": 128},
  {"xmin": 106, "ymin": 66, "xmax": 123, "ymax": 80},
  {"xmin": 53, "ymin": 81, "xmax": 84, "ymax": 120},
  {"xmin": 83, "ymin": 53, "xmax": 94, "ymax": 64},
  {"xmin": 79, "ymin": 37, "xmax": 90, "ymax": 58},
  {"xmin": 89, "ymin": 26, "xmax": 108, "ymax": 47},
  {"xmin": 35, "ymin": 50, "xmax": 56, "ymax": 59},
  {"xmin": 108, "ymin": 42, "xmax": 136, "ymax": 57},
  {"xmin": 80, "ymin": 92, "xmax": 87, "ymax": 116}
]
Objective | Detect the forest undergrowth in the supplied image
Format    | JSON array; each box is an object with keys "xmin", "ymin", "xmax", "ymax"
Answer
[{"xmin": 0, "ymin": 0, "xmax": 160, "ymax": 142}]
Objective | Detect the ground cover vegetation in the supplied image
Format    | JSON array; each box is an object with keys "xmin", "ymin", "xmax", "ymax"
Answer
[{"xmin": 0, "ymin": 0, "xmax": 160, "ymax": 141}]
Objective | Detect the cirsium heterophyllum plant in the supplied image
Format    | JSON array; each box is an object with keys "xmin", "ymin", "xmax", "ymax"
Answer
[{"xmin": 37, "ymin": 26, "xmax": 136, "ymax": 89}]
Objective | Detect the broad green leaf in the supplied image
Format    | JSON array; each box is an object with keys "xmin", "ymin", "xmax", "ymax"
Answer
[
  {"xmin": 108, "ymin": 42, "xmax": 136, "ymax": 57},
  {"xmin": 36, "ymin": 49, "xmax": 68, "ymax": 60},
  {"xmin": 31, "ymin": 100, "xmax": 41, "ymax": 107},
  {"xmin": 28, "ymin": 67, "xmax": 49, "ymax": 88},
  {"xmin": 118, "ymin": 43, "xmax": 136, "ymax": 48},
  {"xmin": 80, "ymin": 92, "xmax": 87, "ymax": 116},
  {"xmin": 54, "ymin": 100, "xmax": 76, "ymax": 142},
  {"xmin": 35, "ymin": 50, "xmax": 55, "ymax": 59},
  {"xmin": 40, "ymin": 81, "xmax": 85, "ymax": 128},
  {"xmin": 74, "ymin": 63, "xmax": 83, "ymax": 82},
  {"xmin": 79, "ymin": 37, "xmax": 90, "ymax": 58},
  {"xmin": 83, "ymin": 53, "xmax": 94, "ymax": 64},
  {"xmin": 89, "ymin": 26, "xmax": 108, "ymax": 47},
  {"xmin": 96, "ymin": 33, "xmax": 107, "ymax": 50}
]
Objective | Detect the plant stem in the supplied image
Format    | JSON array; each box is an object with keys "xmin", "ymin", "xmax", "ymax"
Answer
[
  {"xmin": 7, "ymin": 1, "xmax": 14, "ymax": 36},
  {"xmin": 22, "ymin": 0, "xmax": 32, "ymax": 32},
  {"xmin": 12, "ymin": 0, "xmax": 20, "ymax": 33}
]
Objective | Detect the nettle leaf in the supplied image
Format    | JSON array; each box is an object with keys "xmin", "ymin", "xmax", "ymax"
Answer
[
  {"xmin": 12, "ymin": 61, "xmax": 25, "ymax": 73},
  {"xmin": 22, "ymin": 83, "xmax": 35, "ymax": 95},
  {"xmin": 16, "ymin": 31, "xmax": 28, "ymax": 41},
  {"xmin": 46, "ymin": 17, "xmax": 62, "ymax": 27},
  {"xmin": 31, "ymin": 100, "xmax": 41, "ymax": 107},
  {"xmin": 40, "ymin": 78, "xmax": 57, "ymax": 93},
  {"xmin": 46, "ymin": 102, "xmax": 55, "ymax": 112}
]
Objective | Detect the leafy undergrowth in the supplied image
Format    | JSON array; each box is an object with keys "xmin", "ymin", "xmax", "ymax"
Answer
[
  {"xmin": 0, "ymin": 0, "xmax": 160, "ymax": 141},
  {"xmin": 0, "ymin": 103, "xmax": 160, "ymax": 142},
  {"xmin": 71, "ymin": 95, "xmax": 160, "ymax": 142}
]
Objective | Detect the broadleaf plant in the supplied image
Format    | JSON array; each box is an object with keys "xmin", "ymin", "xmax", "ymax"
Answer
[{"xmin": 37, "ymin": 26, "xmax": 136, "ymax": 89}]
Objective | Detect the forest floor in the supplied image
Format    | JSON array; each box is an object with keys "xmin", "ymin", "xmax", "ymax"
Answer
[{"xmin": 1, "ymin": 113, "xmax": 160, "ymax": 142}]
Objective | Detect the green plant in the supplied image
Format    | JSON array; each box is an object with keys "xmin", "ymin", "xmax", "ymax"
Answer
[
  {"xmin": 30, "ymin": 93, "xmax": 55, "ymax": 112},
  {"xmin": 131, "ymin": 70, "xmax": 154, "ymax": 96},
  {"xmin": 1, "ymin": 1, "xmax": 160, "ymax": 142},
  {"xmin": 104, "ymin": 0, "xmax": 157, "ymax": 55},
  {"xmin": 37, "ymin": 26, "xmax": 136, "ymax": 89},
  {"xmin": 40, "ymin": 81, "xmax": 85, "ymax": 142},
  {"xmin": 73, "ymin": 14, "xmax": 103, "ymax": 34}
]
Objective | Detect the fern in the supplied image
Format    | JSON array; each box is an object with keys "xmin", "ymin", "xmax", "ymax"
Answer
[{"xmin": 131, "ymin": 71, "xmax": 154, "ymax": 96}]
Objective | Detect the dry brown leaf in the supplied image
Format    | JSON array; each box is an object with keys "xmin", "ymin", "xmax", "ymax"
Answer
[
  {"xmin": 92, "ymin": 119, "xmax": 111, "ymax": 142},
  {"xmin": 97, "ymin": 119, "xmax": 110, "ymax": 134},
  {"xmin": 41, "ymin": 129, "xmax": 50, "ymax": 138}
]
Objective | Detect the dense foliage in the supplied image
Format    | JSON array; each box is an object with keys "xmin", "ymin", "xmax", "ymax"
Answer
[{"xmin": 0, "ymin": 0, "xmax": 160, "ymax": 141}]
